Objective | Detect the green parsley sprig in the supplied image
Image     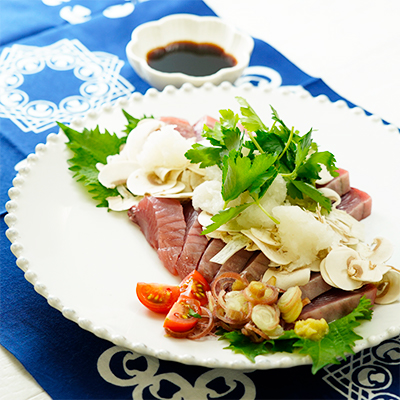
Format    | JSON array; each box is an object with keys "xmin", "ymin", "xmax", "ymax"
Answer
[{"xmin": 185, "ymin": 97, "xmax": 339, "ymax": 234}]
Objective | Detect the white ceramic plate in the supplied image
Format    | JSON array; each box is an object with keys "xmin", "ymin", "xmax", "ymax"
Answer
[{"xmin": 5, "ymin": 82, "xmax": 400, "ymax": 370}]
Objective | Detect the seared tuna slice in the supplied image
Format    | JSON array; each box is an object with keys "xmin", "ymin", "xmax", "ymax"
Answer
[
  {"xmin": 300, "ymin": 272, "xmax": 332, "ymax": 301},
  {"xmin": 298, "ymin": 283, "xmax": 377, "ymax": 323},
  {"xmin": 337, "ymin": 187, "xmax": 372, "ymax": 221},
  {"xmin": 175, "ymin": 203, "xmax": 209, "ymax": 279},
  {"xmin": 128, "ymin": 196, "xmax": 186, "ymax": 275},
  {"xmin": 197, "ymin": 239, "xmax": 226, "ymax": 283},
  {"xmin": 317, "ymin": 168, "xmax": 350, "ymax": 196},
  {"xmin": 159, "ymin": 116, "xmax": 196, "ymax": 139},
  {"xmin": 241, "ymin": 252, "xmax": 270, "ymax": 282},
  {"xmin": 212, "ymin": 248, "xmax": 254, "ymax": 282}
]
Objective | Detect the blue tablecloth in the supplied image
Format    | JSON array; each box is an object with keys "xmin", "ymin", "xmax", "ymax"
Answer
[{"xmin": 1, "ymin": 1, "xmax": 399, "ymax": 399}]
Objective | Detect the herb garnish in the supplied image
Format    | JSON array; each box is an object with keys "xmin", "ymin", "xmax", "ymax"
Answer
[
  {"xmin": 58, "ymin": 111, "xmax": 148, "ymax": 207},
  {"xmin": 185, "ymin": 97, "xmax": 338, "ymax": 234},
  {"xmin": 121, "ymin": 110, "xmax": 153, "ymax": 135},
  {"xmin": 58, "ymin": 122, "xmax": 126, "ymax": 207},
  {"xmin": 217, "ymin": 296, "xmax": 373, "ymax": 374},
  {"xmin": 188, "ymin": 308, "xmax": 202, "ymax": 319}
]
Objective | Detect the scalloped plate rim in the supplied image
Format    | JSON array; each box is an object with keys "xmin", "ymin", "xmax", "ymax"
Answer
[{"xmin": 5, "ymin": 82, "xmax": 400, "ymax": 370}]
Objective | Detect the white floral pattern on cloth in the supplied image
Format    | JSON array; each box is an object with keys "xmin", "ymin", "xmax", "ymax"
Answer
[
  {"xmin": 235, "ymin": 65, "xmax": 283, "ymax": 88},
  {"xmin": 102, "ymin": 2, "xmax": 136, "ymax": 19},
  {"xmin": 96, "ymin": 338, "xmax": 400, "ymax": 400},
  {"xmin": 235, "ymin": 66, "xmax": 305, "ymax": 95},
  {"xmin": 42, "ymin": 0, "xmax": 138, "ymax": 23},
  {"xmin": 0, "ymin": 39, "xmax": 134, "ymax": 133},
  {"xmin": 42, "ymin": 0, "xmax": 71, "ymax": 6},
  {"xmin": 59, "ymin": 4, "xmax": 92, "ymax": 24},
  {"xmin": 323, "ymin": 337, "xmax": 400, "ymax": 400},
  {"xmin": 58, "ymin": 3, "xmax": 136, "ymax": 23},
  {"xmin": 97, "ymin": 346, "xmax": 256, "ymax": 400}
]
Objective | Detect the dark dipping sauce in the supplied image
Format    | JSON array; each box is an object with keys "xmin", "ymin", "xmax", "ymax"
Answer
[{"xmin": 146, "ymin": 41, "xmax": 237, "ymax": 77}]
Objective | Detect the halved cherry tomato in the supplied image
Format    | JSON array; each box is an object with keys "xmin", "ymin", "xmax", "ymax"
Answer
[
  {"xmin": 179, "ymin": 270, "xmax": 210, "ymax": 306},
  {"xmin": 136, "ymin": 282, "xmax": 180, "ymax": 314},
  {"xmin": 163, "ymin": 295, "xmax": 202, "ymax": 333}
]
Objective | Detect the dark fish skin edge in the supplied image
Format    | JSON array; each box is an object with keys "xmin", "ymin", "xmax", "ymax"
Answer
[
  {"xmin": 300, "ymin": 272, "xmax": 333, "ymax": 301},
  {"xmin": 299, "ymin": 283, "xmax": 377, "ymax": 323}
]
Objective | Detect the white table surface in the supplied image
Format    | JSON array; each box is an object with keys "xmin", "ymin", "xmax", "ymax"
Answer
[{"xmin": 1, "ymin": 0, "xmax": 399, "ymax": 398}]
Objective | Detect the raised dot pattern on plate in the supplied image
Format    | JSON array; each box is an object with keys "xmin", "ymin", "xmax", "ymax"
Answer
[{"xmin": 3, "ymin": 82, "xmax": 399, "ymax": 370}]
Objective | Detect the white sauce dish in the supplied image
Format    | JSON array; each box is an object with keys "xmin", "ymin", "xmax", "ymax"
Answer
[{"xmin": 126, "ymin": 14, "xmax": 254, "ymax": 90}]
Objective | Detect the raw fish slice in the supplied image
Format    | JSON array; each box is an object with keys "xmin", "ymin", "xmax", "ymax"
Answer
[
  {"xmin": 192, "ymin": 115, "xmax": 246, "ymax": 142},
  {"xmin": 197, "ymin": 239, "xmax": 226, "ymax": 283},
  {"xmin": 212, "ymin": 248, "xmax": 254, "ymax": 283},
  {"xmin": 241, "ymin": 252, "xmax": 270, "ymax": 282},
  {"xmin": 337, "ymin": 187, "xmax": 372, "ymax": 221},
  {"xmin": 298, "ymin": 283, "xmax": 377, "ymax": 323},
  {"xmin": 128, "ymin": 196, "xmax": 186, "ymax": 275},
  {"xmin": 317, "ymin": 168, "xmax": 350, "ymax": 196},
  {"xmin": 175, "ymin": 203, "xmax": 209, "ymax": 279},
  {"xmin": 192, "ymin": 115, "xmax": 217, "ymax": 141},
  {"xmin": 300, "ymin": 272, "xmax": 332, "ymax": 301},
  {"xmin": 159, "ymin": 116, "xmax": 196, "ymax": 139}
]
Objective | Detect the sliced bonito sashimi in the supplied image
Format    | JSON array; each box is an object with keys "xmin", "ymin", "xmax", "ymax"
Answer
[
  {"xmin": 317, "ymin": 168, "xmax": 350, "ymax": 197},
  {"xmin": 128, "ymin": 196, "xmax": 186, "ymax": 275},
  {"xmin": 241, "ymin": 252, "xmax": 270, "ymax": 282},
  {"xmin": 316, "ymin": 168, "xmax": 372, "ymax": 222},
  {"xmin": 197, "ymin": 239, "xmax": 226, "ymax": 283},
  {"xmin": 212, "ymin": 248, "xmax": 254, "ymax": 283},
  {"xmin": 299, "ymin": 272, "xmax": 333, "ymax": 301},
  {"xmin": 298, "ymin": 283, "xmax": 377, "ymax": 323},
  {"xmin": 192, "ymin": 115, "xmax": 218, "ymax": 141},
  {"xmin": 337, "ymin": 187, "xmax": 372, "ymax": 221},
  {"xmin": 175, "ymin": 203, "xmax": 209, "ymax": 279},
  {"xmin": 159, "ymin": 116, "xmax": 196, "ymax": 140}
]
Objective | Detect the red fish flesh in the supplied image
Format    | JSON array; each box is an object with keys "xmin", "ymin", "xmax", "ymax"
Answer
[
  {"xmin": 159, "ymin": 116, "xmax": 196, "ymax": 140},
  {"xmin": 197, "ymin": 239, "xmax": 226, "ymax": 283},
  {"xmin": 175, "ymin": 203, "xmax": 209, "ymax": 279},
  {"xmin": 128, "ymin": 196, "xmax": 186, "ymax": 275},
  {"xmin": 338, "ymin": 187, "xmax": 372, "ymax": 221},
  {"xmin": 317, "ymin": 168, "xmax": 350, "ymax": 197},
  {"xmin": 300, "ymin": 272, "xmax": 332, "ymax": 301}
]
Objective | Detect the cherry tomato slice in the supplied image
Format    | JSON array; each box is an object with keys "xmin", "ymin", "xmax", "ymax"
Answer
[
  {"xmin": 136, "ymin": 282, "xmax": 180, "ymax": 314},
  {"xmin": 179, "ymin": 270, "xmax": 211, "ymax": 306},
  {"xmin": 163, "ymin": 295, "xmax": 202, "ymax": 333}
]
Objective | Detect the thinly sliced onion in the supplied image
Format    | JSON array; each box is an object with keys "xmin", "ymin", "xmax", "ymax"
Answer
[
  {"xmin": 213, "ymin": 302, "xmax": 253, "ymax": 326},
  {"xmin": 164, "ymin": 326, "xmax": 196, "ymax": 338},
  {"xmin": 211, "ymin": 272, "xmax": 249, "ymax": 299},
  {"xmin": 214, "ymin": 320, "xmax": 245, "ymax": 332},
  {"xmin": 242, "ymin": 322, "xmax": 270, "ymax": 341},
  {"xmin": 187, "ymin": 307, "xmax": 215, "ymax": 340}
]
